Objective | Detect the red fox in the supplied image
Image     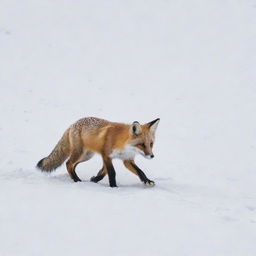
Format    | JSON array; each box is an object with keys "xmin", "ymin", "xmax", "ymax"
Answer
[{"xmin": 37, "ymin": 117, "xmax": 160, "ymax": 187}]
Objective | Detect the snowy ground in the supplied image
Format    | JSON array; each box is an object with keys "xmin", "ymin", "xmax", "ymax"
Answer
[{"xmin": 1, "ymin": 0, "xmax": 256, "ymax": 255}]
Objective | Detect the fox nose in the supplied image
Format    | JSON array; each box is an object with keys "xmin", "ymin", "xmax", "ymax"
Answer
[{"xmin": 150, "ymin": 154, "xmax": 154, "ymax": 159}]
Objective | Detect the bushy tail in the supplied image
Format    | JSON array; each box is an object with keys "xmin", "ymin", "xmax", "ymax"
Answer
[{"xmin": 37, "ymin": 129, "xmax": 70, "ymax": 172}]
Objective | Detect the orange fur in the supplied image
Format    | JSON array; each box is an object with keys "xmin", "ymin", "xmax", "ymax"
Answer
[{"xmin": 37, "ymin": 117, "xmax": 160, "ymax": 186}]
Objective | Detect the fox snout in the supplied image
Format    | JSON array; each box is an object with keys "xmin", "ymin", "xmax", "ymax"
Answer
[
  {"xmin": 145, "ymin": 154, "xmax": 154, "ymax": 159},
  {"xmin": 140, "ymin": 146, "xmax": 155, "ymax": 159}
]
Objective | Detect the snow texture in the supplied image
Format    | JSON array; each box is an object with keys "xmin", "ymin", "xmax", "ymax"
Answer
[{"xmin": 1, "ymin": 0, "xmax": 256, "ymax": 255}]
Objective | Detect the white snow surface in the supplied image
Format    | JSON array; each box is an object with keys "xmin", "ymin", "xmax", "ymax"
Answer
[{"xmin": 1, "ymin": 0, "xmax": 256, "ymax": 255}]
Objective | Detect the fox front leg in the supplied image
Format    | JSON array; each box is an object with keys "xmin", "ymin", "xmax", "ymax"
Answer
[
  {"xmin": 103, "ymin": 157, "xmax": 117, "ymax": 187},
  {"xmin": 123, "ymin": 160, "xmax": 155, "ymax": 186},
  {"xmin": 90, "ymin": 166, "xmax": 107, "ymax": 183}
]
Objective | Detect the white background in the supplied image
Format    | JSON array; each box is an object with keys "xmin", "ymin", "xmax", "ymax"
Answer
[{"xmin": 1, "ymin": 0, "xmax": 256, "ymax": 255}]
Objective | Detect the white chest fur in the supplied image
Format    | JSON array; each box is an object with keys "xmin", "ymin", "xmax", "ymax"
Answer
[{"xmin": 109, "ymin": 145, "xmax": 141, "ymax": 160}]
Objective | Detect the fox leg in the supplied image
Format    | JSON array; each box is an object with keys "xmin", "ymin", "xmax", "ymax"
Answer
[
  {"xmin": 90, "ymin": 166, "xmax": 107, "ymax": 183},
  {"xmin": 123, "ymin": 160, "xmax": 155, "ymax": 186},
  {"xmin": 66, "ymin": 155, "xmax": 82, "ymax": 182},
  {"xmin": 66, "ymin": 150, "xmax": 94, "ymax": 182},
  {"xmin": 103, "ymin": 157, "xmax": 117, "ymax": 187}
]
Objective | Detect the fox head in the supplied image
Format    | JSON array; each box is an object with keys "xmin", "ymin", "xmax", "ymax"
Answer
[{"xmin": 129, "ymin": 118, "xmax": 160, "ymax": 159}]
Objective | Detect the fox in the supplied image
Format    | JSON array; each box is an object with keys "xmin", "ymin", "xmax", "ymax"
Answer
[{"xmin": 37, "ymin": 117, "xmax": 160, "ymax": 187}]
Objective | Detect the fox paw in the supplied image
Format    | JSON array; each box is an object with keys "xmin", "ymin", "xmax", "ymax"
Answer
[
  {"xmin": 144, "ymin": 180, "xmax": 155, "ymax": 186},
  {"xmin": 90, "ymin": 176, "xmax": 97, "ymax": 182},
  {"xmin": 91, "ymin": 176, "xmax": 102, "ymax": 183}
]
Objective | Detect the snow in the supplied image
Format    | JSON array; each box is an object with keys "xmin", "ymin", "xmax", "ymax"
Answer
[{"xmin": 1, "ymin": 0, "xmax": 256, "ymax": 255}]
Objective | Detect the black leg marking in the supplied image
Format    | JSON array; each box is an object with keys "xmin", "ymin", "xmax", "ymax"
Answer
[
  {"xmin": 104, "ymin": 160, "xmax": 117, "ymax": 187},
  {"xmin": 130, "ymin": 162, "xmax": 155, "ymax": 186},
  {"xmin": 130, "ymin": 162, "xmax": 148, "ymax": 182},
  {"xmin": 66, "ymin": 160, "xmax": 82, "ymax": 182},
  {"xmin": 90, "ymin": 175, "xmax": 104, "ymax": 183},
  {"xmin": 90, "ymin": 167, "xmax": 106, "ymax": 183},
  {"xmin": 71, "ymin": 172, "xmax": 82, "ymax": 182}
]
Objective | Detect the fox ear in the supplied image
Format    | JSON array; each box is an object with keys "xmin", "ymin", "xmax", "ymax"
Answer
[
  {"xmin": 147, "ymin": 118, "xmax": 160, "ymax": 133},
  {"xmin": 130, "ymin": 121, "xmax": 142, "ymax": 135}
]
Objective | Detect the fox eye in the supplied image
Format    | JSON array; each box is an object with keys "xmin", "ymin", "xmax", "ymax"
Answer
[
  {"xmin": 139, "ymin": 143, "xmax": 146, "ymax": 148},
  {"xmin": 150, "ymin": 142, "xmax": 153, "ymax": 147}
]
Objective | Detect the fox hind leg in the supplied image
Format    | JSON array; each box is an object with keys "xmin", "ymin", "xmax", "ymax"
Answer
[
  {"xmin": 66, "ymin": 159, "xmax": 81, "ymax": 182},
  {"xmin": 66, "ymin": 150, "xmax": 94, "ymax": 182}
]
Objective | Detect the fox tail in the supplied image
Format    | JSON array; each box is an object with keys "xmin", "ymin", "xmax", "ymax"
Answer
[{"xmin": 37, "ymin": 130, "xmax": 70, "ymax": 172}]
